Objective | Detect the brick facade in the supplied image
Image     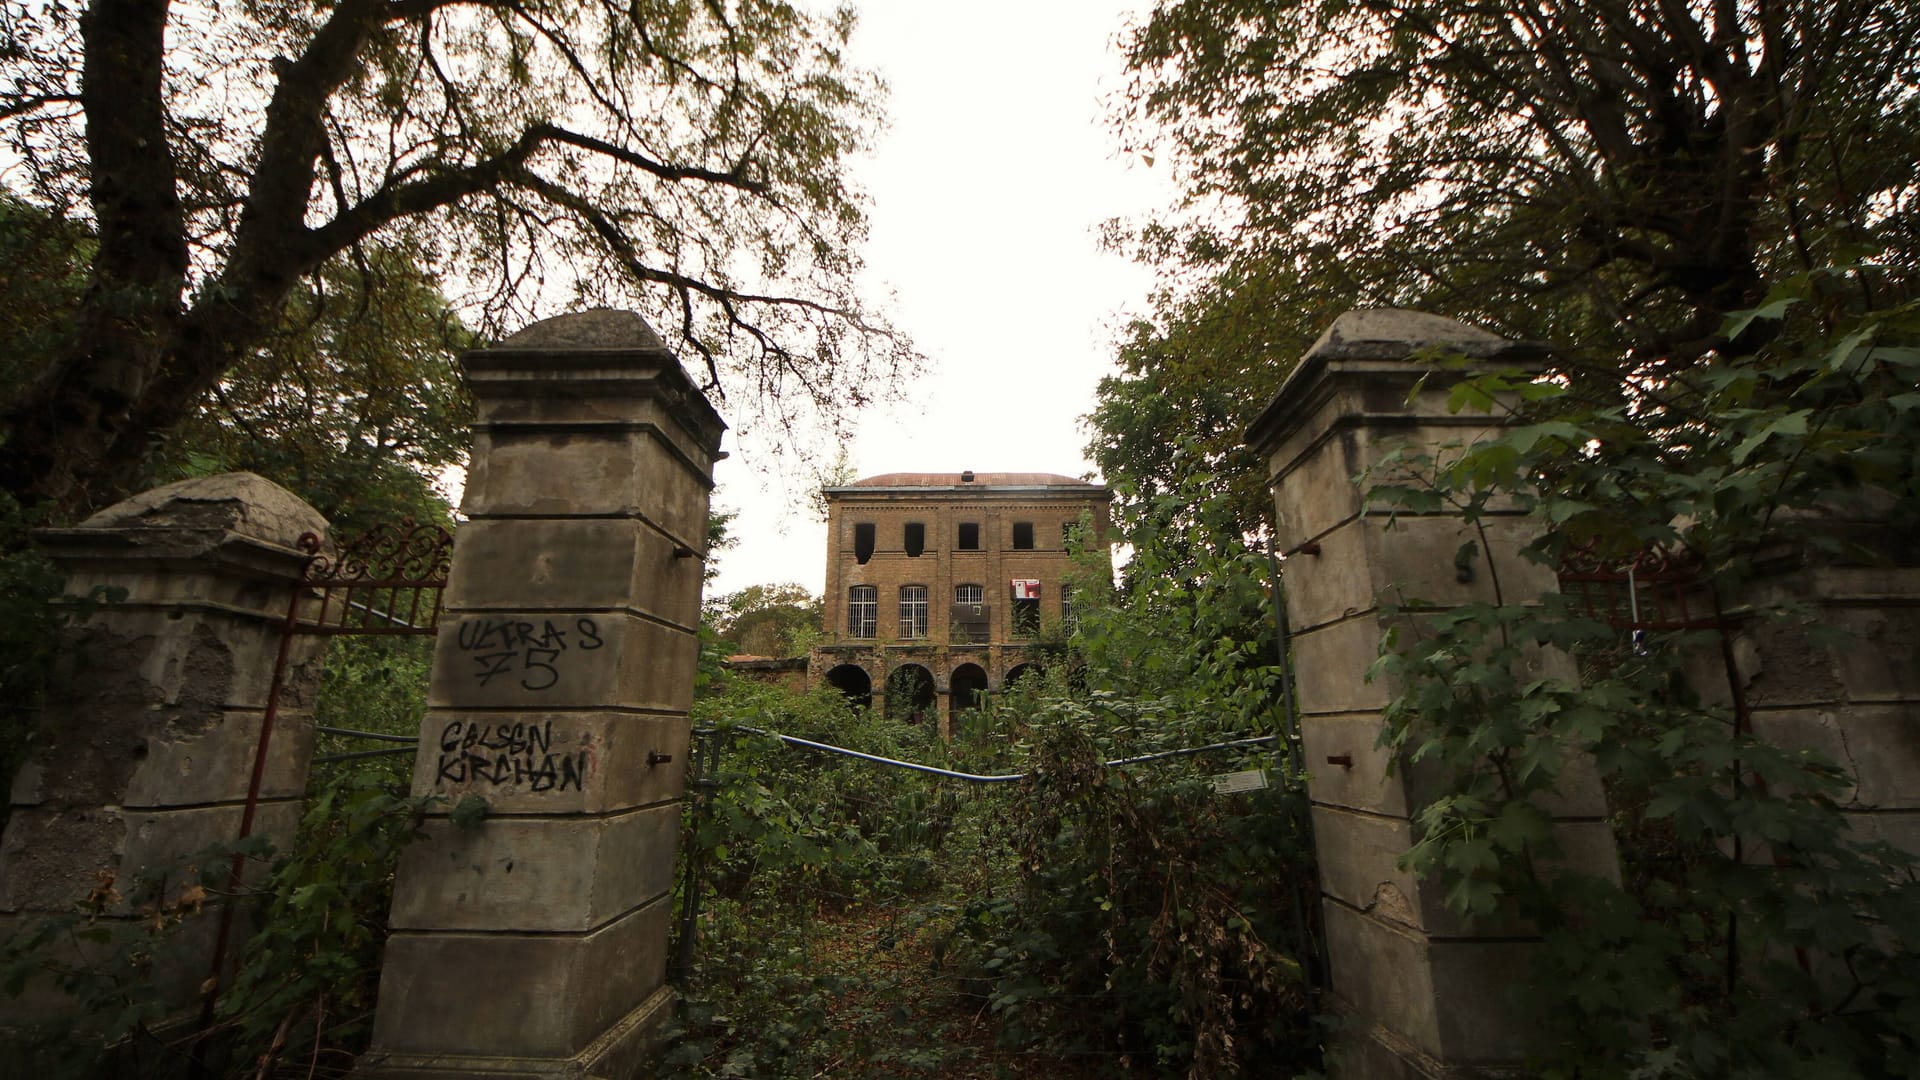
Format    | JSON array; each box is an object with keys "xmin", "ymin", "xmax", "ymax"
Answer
[{"xmin": 808, "ymin": 471, "xmax": 1111, "ymax": 737}]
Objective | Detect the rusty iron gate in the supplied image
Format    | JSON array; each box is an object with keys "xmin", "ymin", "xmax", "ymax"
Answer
[{"xmin": 202, "ymin": 518, "xmax": 454, "ymax": 1029}]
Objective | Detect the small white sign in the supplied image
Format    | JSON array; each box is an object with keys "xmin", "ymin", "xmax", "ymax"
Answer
[{"xmin": 1210, "ymin": 769, "xmax": 1269, "ymax": 795}]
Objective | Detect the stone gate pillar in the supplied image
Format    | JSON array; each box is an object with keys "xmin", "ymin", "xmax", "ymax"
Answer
[
  {"xmin": 361, "ymin": 311, "xmax": 724, "ymax": 1078},
  {"xmin": 1247, "ymin": 311, "xmax": 1618, "ymax": 1078},
  {"xmin": 0, "ymin": 473, "xmax": 328, "ymax": 1037}
]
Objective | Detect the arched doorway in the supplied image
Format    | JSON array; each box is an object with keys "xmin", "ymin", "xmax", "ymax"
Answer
[
  {"xmin": 886, "ymin": 663, "xmax": 936, "ymax": 724},
  {"xmin": 949, "ymin": 663, "xmax": 988, "ymax": 740},
  {"xmin": 825, "ymin": 663, "xmax": 872, "ymax": 708},
  {"xmin": 1003, "ymin": 662, "xmax": 1038, "ymax": 690}
]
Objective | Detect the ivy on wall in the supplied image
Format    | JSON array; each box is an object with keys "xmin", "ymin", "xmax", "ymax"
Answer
[{"xmin": 1368, "ymin": 272, "xmax": 1920, "ymax": 1076}]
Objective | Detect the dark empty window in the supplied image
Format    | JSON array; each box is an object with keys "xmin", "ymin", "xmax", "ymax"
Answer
[
  {"xmin": 1012, "ymin": 522, "xmax": 1034, "ymax": 549},
  {"xmin": 848, "ymin": 585, "xmax": 877, "ymax": 638},
  {"xmin": 904, "ymin": 522, "xmax": 926, "ymax": 557},
  {"xmin": 958, "ymin": 522, "xmax": 981, "ymax": 550},
  {"xmin": 854, "ymin": 522, "xmax": 875, "ymax": 565}
]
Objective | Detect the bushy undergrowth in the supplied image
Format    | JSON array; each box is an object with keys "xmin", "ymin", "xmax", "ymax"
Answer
[
  {"xmin": 950, "ymin": 700, "xmax": 1318, "ymax": 1077},
  {"xmin": 669, "ymin": 475, "xmax": 1324, "ymax": 1080}
]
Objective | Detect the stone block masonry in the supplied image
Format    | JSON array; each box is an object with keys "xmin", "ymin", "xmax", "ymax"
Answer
[
  {"xmin": 1246, "ymin": 310, "xmax": 1621, "ymax": 1077},
  {"xmin": 0, "ymin": 472, "xmax": 330, "ymax": 1043},
  {"xmin": 357, "ymin": 310, "xmax": 724, "ymax": 1080}
]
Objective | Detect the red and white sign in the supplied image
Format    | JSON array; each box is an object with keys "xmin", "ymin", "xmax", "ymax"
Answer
[{"xmin": 1010, "ymin": 579, "xmax": 1041, "ymax": 599}]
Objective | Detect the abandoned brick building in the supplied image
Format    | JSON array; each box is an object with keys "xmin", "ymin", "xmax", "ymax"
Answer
[{"xmin": 808, "ymin": 471, "xmax": 1111, "ymax": 736}]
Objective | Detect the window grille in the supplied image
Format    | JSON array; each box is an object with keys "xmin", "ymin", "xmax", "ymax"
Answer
[
  {"xmin": 848, "ymin": 585, "xmax": 877, "ymax": 638},
  {"xmin": 899, "ymin": 585, "xmax": 929, "ymax": 638}
]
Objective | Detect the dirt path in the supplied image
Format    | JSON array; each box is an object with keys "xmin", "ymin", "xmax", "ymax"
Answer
[{"xmin": 805, "ymin": 905, "xmax": 1114, "ymax": 1079}]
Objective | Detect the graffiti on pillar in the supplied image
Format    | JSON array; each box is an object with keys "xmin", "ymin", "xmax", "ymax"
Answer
[
  {"xmin": 434, "ymin": 719, "xmax": 592, "ymax": 792},
  {"xmin": 454, "ymin": 616, "xmax": 605, "ymax": 690}
]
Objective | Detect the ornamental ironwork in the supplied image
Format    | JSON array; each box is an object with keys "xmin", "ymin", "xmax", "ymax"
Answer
[
  {"xmin": 1557, "ymin": 543, "xmax": 1722, "ymax": 633},
  {"xmin": 294, "ymin": 518, "xmax": 454, "ymax": 636}
]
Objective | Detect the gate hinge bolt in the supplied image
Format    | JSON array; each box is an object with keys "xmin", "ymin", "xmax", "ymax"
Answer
[{"xmin": 648, "ymin": 750, "xmax": 673, "ymax": 766}]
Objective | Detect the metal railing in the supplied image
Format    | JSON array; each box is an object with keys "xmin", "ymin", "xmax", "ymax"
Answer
[{"xmin": 731, "ymin": 725, "xmax": 1283, "ymax": 784}]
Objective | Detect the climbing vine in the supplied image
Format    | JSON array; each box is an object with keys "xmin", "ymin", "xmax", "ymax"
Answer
[{"xmin": 1369, "ymin": 272, "xmax": 1920, "ymax": 1076}]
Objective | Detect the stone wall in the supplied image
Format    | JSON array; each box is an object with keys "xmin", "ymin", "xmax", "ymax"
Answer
[{"xmin": 0, "ymin": 472, "xmax": 329, "ymax": 1042}]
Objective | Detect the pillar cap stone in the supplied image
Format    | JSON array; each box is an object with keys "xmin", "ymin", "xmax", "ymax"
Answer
[
  {"xmin": 465, "ymin": 308, "xmax": 726, "ymax": 455},
  {"xmin": 500, "ymin": 308, "xmax": 672, "ymax": 353},
  {"xmin": 1301, "ymin": 308, "xmax": 1530, "ymax": 362},
  {"xmin": 1245, "ymin": 308, "xmax": 1546, "ymax": 457},
  {"xmin": 36, "ymin": 472, "xmax": 326, "ymax": 579}
]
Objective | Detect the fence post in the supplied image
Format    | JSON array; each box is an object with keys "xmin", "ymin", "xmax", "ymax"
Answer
[
  {"xmin": 1246, "ymin": 310, "xmax": 1619, "ymax": 1077},
  {"xmin": 0, "ymin": 473, "xmax": 328, "ymax": 1044},
  {"xmin": 360, "ymin": 310, "xmax": 724, "ymax": 1078}
]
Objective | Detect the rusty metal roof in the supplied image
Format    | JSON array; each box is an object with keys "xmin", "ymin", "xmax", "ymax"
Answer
[{"xmin": 850, "ymin": 472, "xmax": 1094, "ymax": 488}]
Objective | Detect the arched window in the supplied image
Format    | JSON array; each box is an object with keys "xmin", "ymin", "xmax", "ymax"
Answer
[
  {"xmin": 954, "ymin": 583, "xmax": 983, "ymax": 605},
  {"xmin": 848, "ymin": 585, "xmax": 877, "ymax": 638},
  {"xmin": 898, "ymin": 585, "xmax": 929, "ymax": 638}
]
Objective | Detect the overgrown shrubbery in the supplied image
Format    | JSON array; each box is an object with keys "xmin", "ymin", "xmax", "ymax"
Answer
[
  {"xmin": 931, "ymin": 473, "xmax": 1321, "ymax": 1079},
  {"xmin": 661, "ymin": 671, "xmax": 983, "ymax": 1077},
  {"xmin": 952, "ymin": 699, "xmax": 1317, "ymax": 1077},
  {"xmin": 1370, "ymin": 275, "xmax": 1920, "ymax": 1076},
  {"xmin": 666, "ymin": 482, "xmax": 1327, "ymax": 1079}
]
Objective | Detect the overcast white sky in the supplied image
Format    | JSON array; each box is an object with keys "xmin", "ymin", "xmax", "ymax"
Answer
[{"xmin": 705, "ymin": 0, "xmax": 1170, "ymax": 596}]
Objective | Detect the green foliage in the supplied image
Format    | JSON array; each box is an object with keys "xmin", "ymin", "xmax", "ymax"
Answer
[
  {"xmin": 0, "ymin": 487, "xmax": 127, "ymax": 831},
  {"xmin": 1089, "ymin": 260, "xmax": 1351, "ymax": 542},
  {"xmin": 0, "ymin": 838, "xmax": 244, "ymax": 1078},
  {"xmin": 309, "ymin": 635, "xmax": 435, "ymax": 784},
  {"xmin": 215, "ymin": 770, "xmax": 434, "ymax": 1077},
  {"xmin": 931, "ymin": 475, "xmax": 1320, "ymax": 1078},
  {"xmin": 1119, "ymin": 0, "xmax": 1920, "ymax": 362},
  {"xmin": 0, "ymin": 0, "xmax": 915, "ymax": 511},
  {"xmin": 664, "ymin": 670, "xmax": 982, "ymax": 1076},
  {"xmin": 153, "ymin": 249, "xmax": 475, "ymax": 534},
  {"xmin": 953, "ymin": 705, "xmax": 1317, "ymax": 1079},
  {"xmin": 0, "ymin": 491, "xmax": 66, "ymax": 829},
  {"xmin": 0, "ymin": 195, "xmax": 89, "ymax": 400},
  {"xmin": 1369, "ymin": 275, "xmax": 1920, "ymax": 1076},
  {"xmin": 672, "ymin": 477, "xmax": 1319, "ymax": 1077},
  {"xmin": 1076, "ymin": 454, "xmax": 1289, "ymax": 739},
  {"xmin": 1094, "ymin": 0, "xmax": 1920, "ymax": 549},
  {"xmin": 702, "ymin": 582, "xmax": 822, "ymax": 659}
]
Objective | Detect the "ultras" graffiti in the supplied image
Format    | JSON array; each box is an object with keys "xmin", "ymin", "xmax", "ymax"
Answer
[{"xmin": 454, "ymin": 616, "xmax": 604, "ymax": 691}]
